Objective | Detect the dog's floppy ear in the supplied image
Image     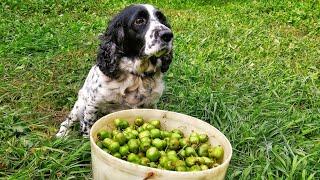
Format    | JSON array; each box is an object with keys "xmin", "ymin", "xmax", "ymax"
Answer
[
  {"xmin": 97, "ymin": 16, "xmax": 125, "ymax": 78},
  {"xmin": 160, "ymin": 51, "xmax": 173, "ymax": 73}
]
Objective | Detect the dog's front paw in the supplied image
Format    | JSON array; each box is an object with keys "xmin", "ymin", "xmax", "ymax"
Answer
[
  {"xmin": 81, "ymin": 130, "xmax": 90, "ymax": 138},
  {"xmin": 82, "ymin": 133, "xmax": 90, "ymax": 138},
  {"xmin": 55, "ymin": 129, "xmax": 70, "ymax": 138}
]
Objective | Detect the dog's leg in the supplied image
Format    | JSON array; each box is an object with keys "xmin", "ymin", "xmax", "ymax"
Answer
[
  {"xmin": 80, "ymin": 104, "xmax": 98, "ymax": 137},
  {"xmin": 56, "ymin": 100, "xmax": 82, "ymax": 137}
]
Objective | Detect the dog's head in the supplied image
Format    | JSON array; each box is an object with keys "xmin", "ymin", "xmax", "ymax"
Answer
[{"xmin": 97, "ymin": 4, "xmax": 173, "ymax": 78}]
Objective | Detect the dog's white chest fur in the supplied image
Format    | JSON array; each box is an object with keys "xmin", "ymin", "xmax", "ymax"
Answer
[{"xmin": 80, "ymin": 66, "xmax": 164, "ymax": 111}]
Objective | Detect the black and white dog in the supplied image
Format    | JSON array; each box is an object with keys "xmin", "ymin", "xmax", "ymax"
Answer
[{"xmin": 56, "ymin": 4, "xmax": 173, "ymax": 137}]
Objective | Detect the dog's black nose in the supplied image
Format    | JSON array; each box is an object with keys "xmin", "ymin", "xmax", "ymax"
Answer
[{"xmin": 160, "ymin": 30, "xmax": 173, "ymax": 43}]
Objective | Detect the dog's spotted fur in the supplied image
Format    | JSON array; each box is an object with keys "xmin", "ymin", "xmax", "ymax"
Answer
[{"xmin": 56, "ymin": 4, "xmax": 173, "ymax": 137}]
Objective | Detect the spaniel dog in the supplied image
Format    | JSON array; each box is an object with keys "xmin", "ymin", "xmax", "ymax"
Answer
[{"xmin": 56, "ymin": 4, "xmax": 173, "ymax": 137}]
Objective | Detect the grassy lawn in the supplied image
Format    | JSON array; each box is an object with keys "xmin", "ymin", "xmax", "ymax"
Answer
[{"xmin": 1, "ymin": 0, "xmax": 319, "ymax": 179}]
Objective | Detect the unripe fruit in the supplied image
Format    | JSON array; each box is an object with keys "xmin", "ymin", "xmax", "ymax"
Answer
[
  {"xmin": 198, "ymin": 143, "xmax": 209, "ymax": 157},
  {"xmin": 146, "ymin": 147, "xmax": 161, "ymax": 162},
  {"xmin": 127, "ymin": 139, "xmax": 140, "ymax": 153},
  {"xmin": 119, "ymin": 145, "xmax": 129, "ymax": 156},
  {"xmin": 139, "ymin": 130, "xmax": 151, "ymax": 139},
  {"xmin": 199, "ymin": 134, "xmax": 209, "ymax": 143},
  {"xmin": 150, "ymin": 129, "xmax": 161, "ymax": 139},
  {"xmin": 109, "ymin": 141, "xmax": 120, "ymax": 153},
  {"xmin": 113, "ymin": 133, "xmax": 127, "ymax": 145},
  {"xmin": 185, "ymin": 147, "xmax": 197, "ymax": 157},
  {"xmin": 134, "ymin": 117, "xmax": 144, "ymax": 126},
  {"xmin": 149, "ymin": 120, "xmax": 161, "ymax": 129},
  {"xmin": 208, "ymin": 146, "xmax": 224, "ymax": 160},
  {"xmin": 97, "ymin": 130, "xmax": 111, "ymax": 140},
  {"xmin": 168, "ymin": 138, "xmax": 180, "ymax": 150},
  {"xmin": 186, "ymin": 157, "xmax": 197, "ymax": 167}
]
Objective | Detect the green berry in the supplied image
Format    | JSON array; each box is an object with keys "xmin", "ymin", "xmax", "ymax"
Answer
[
  {"xmin": 159, "ymin": 156, "xmax": 169, "ymax": 166},
  {"xmin": 131, "ymin": 130, "xmax": 139, "ymax": 136},
  {"xmin": 161, "ymin": 131, "xmax": 171, "ymax": 138},
  {"xmin": 109, "ymin": 141, "xmax": 120, "ymax": 153},
  {"xmin": 202, "ymin": 157, "xmax": 214, "ymax": 167},
  {"xmin": 121, "ymin": 120, "xmax": 129, "ymax": 129},
  {"xmin": 97, "ymin": 130, "xmax": 111, "ymax": 140},
  {"xmin": 178, "ymin": 149, "xmax": 186, "ymax": 159},
  {"xmin": 146, "ymin": 147, "xmax": 161, "ymax": 162},
  {"xmin": 113, "ymin": 133, "xmax": 127, "ymax": 145},
  {"xmin": 167, "ymin": 150, "xmax": 177, "ymax": 157},
  {"xmin": 125, "ymin": 127, "xmax": 134, "ymax": 132},
  {"xmin": 149, "ymin": 120, "xmax": 161, "ymax": 129},
  {"xmin": 185, "ymin": 147, "xmax": 197, "ymax": 157},
  {"xmin": 127, "ymin": 153, "xmax": 140, "ymax": 164},
  {"xmin": 124, "ymin": 131, "xmax": 136, "ymax": 140},
  {"xmin": 150, "ymin": 128, "xmax": 161, "ymax": 138},
  {"xmin": 190, "ymin": 165, "xmax": 201, "ymax": 171},
  {"xmin": 189, "ymin": 136, "xmax": 200, "ymax": 145},
  {"xmin": 145, "ymin": 124, "xmax": 155, "ymax": 131},
  {"xmin": 199, "ymin": 134, "xmax": 209, "ymax": 143},
  {"xmin": 140, "ymin": 157, "xmax": 150, "ymax": 166},
  {"xmin": 114, "ymin": 118, "xmax": 122, "ymax": 128},
  {"xmin": 141, "ymin": 123, "xmax": 149, "ymax": 129},
  {"xmin": 102, "ymin": 138, "xmax": 113, "ymax": 148},
  {"xmin": 164, "ymin": 137, "xmax": 170, "ymax": 143},
  {"xmin": 140, "ymin": 137, "xmax": 151, "ymax": 143},
  {"xmin": 134, "ymin": 117, "xmax": 144, "ymax": 126},
  {"xmin": 200, "ymin": 164, "xmax": 209, "ymax": 170},
  {"xmin": 119, "ymin": 145, "xmax": 129, "ymax": 156},
  {"xmin": 127, "ymin": 139, "xmax": 140, "ymax": 153},
  {"xmin": 196, "ymin": 157, "xmax": 205, "ymax": 164},
  {"xmin": 140, "ymin": 141, "xmax": 151, "ymax": 152},
  {"xmin": 114, "ymin": 118, "xmax": 129, "ymax": 130},
  {"xmin": 163, "ymin": 160, "xmax": 175, "ymax": 170},
  {"xmin": 168, "ymin": 138, "xmax": 180, "ymax": 150},
  {"xmin": 167, "ymin": 150, "xmax": 179, "ymax": 162},
  {"xmin": 112, "ymin": 129, "xmax": 121, "ymax": 137},
  {"xmin": 171, "ymin": 132, "xmax": 182, "ymax": 139},
  {"xmin": 179, "ymin": 138, "xmax": 190, "ymax": 147},
  {"xmin": 186, "ymin": 157, "xmax": 197, "ymax": 167},
  {"xmin": 137, "ymin": 126, "xmax": 145, "ymax": 133},
  {"xmin": 198, "ymin": 143, "xmax": 209, "ymax": 157},
  {"xmin": 113, "ymin": 152, "xmax": 121, "ymax": 159},
  {"xmin": 174, "ymin": 160, "xmax": 186, "ymax": 167},
  {"xmin": 129, "ymin": 124, "xmax": 136, "ymax": 130},
  {"xmin": 159, "ymin": 150, "xmax": 166, "ymax": 157},
  {"xmin": 208, "ymin": 146, "xmax": 224, "ymax": 160},
  {"xmin": 139, "ymin": 130, "xmax": 151, "ymax": 139},
  {"xmin": 168, "ymin": 155, "xmax": 179, "ymax": 162},
  {"xmin": 152, "ymin": 138, "xmax": 166, "ymax": 150},
  {"xmin": 176, "ymin": 166, "xmax": 187, "ymax": 171}
]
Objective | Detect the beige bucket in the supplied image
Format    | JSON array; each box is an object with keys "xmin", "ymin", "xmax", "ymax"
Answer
[{"xmin": 90, "ymin": 109, "xmax": 232, "ymax": 180}]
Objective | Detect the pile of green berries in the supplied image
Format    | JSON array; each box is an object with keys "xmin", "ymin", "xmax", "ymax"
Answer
[{"xmin": 95, "ymin": 117, "xmax": 224, "ymax": 172}]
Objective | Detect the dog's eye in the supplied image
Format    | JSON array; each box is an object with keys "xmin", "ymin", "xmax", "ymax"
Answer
[{"xmin": 134, "ymin": 18, "xmax": 146, "ymax": 25}]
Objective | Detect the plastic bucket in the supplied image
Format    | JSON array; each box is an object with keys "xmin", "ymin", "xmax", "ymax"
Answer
[{"xmin": 90, "ymin": 109, "xmax": 232, "ymax": 180}]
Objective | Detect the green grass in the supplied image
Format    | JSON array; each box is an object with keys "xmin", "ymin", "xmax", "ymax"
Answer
[{"xmin": 1, "ymin": 0, "xmax": 319, "ymax": 179}]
